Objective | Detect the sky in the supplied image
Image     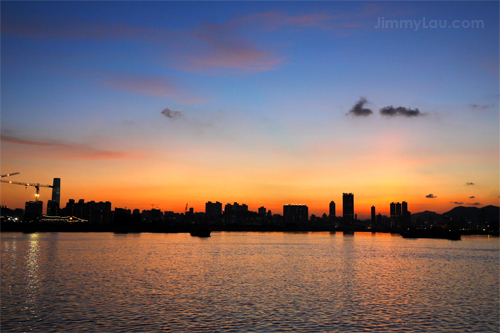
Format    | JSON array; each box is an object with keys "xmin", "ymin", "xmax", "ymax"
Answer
[{"xmin": 1, "ymin": 1, "xmax": 499, "ymax": 218}]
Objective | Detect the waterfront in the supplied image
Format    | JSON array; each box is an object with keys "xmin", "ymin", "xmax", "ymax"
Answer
[{"xmin": 1, "ymin": 232, "xmax": 499, "ymax": 332}]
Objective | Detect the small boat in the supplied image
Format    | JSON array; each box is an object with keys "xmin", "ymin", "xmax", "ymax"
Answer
[{"xmin": 190, "ymin": 224, "xmax": 211, "ymax": 237}]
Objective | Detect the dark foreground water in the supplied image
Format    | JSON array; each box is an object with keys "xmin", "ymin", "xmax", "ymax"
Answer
[{"xmin": 1, "ymin": 232, "xmax": 498, "ymax": 332}]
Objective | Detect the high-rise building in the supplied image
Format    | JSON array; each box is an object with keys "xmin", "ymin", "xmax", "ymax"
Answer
[
  {"xmin": 396, "ymin": 202, "xmax": 402, "ymax": 218},
  {"xmin": 25, "ymin": 201, "xmax": 43, "ymax": 220},
  {"xmin": 258, "ymin": 206, "xmax": 266, "ymax": 215},
  {"xmin": 206, "ymin": 201, "xmax": 222, "ymax": 216},
  {"xmin": 371, "ymin": 206, "xmax": 376, "ymax": 224},
  {"xmin": 390, "ymin": 202, "xmax": 403, "ymax": 227},
  {"xmin": 402, "ymin": 201, "xmax": 411, "ymax": 228},
  {"xmin": 343, "ymin": 193, "xmax": 354, "ymax": 221},
  {"xmin": 47, "ymin": 200, "xmax": 60, "ymax": 216},
  {"xmin": 329, "ymin": 201, "xmax": 336, "ymax": 218},
  {"xmin": 283, "ymin": 204, "xmax": 308, "ymax": 226},
  {"xmin": 51, "ymin": 178, "xmax": 61, "ymax": 204}
]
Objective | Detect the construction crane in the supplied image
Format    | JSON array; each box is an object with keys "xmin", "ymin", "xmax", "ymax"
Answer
[
  {"xmin": 0, "ymin": 180, "xmax": 53, "ymax": 202},
  {"xmin": 1, "ymin": 172, "xmax": 20, "ymax": 178}
]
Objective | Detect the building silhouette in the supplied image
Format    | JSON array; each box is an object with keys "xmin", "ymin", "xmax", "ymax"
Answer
[
  {"xmin": 329, "ymin": 201, "xmax": 336, "ymax": 218},
  {"xmin": 396, "ymin": 202, "xmax": 402, "ymax": 218},
  {"xmin": 283, "ymin": 204, "xmax": 308, "ymax": 227},
  {"xmin": 205, "ymin": 201, "xmax": 222, "ymax": 216},
  {"xmin": 402, "ymin": 201, "xmax": 411, "ymax": 228},
  {"xmin": 343, "ymin": 193, "xmax": 354, "ymax": 222},
  {"xmin": 371, "ymin": 206, "xmax": 376, "ymax": 225},
  {"xmin": 47, "ymin": 178, "xmax": 61, "ymax": 216},
  {"xmin": 47, "ymin": 200, "xmax": 59, "ymax": 216},
  {"xmin": 25, "ymin": 201, "xmax": 43, "ymax": 221},
  {"xmin": 390, "ymin": 201, "xmax": 409, "ymax": 227},
  {"xmin": 51, "ymin": 178, "xmax": 61, "ymax": 204}
]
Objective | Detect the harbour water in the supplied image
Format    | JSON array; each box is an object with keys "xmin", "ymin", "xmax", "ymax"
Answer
[{"xmin": 1, "ymin": 232, "xmax": 498, "ymax": 332}]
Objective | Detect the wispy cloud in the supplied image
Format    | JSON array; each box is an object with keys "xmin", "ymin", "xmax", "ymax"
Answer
[
  {"xmin": 450, "ymin": 201, "xmax": 464, "ymax": 205},
  {"xmin": 469, "ymin": 103, "xmax": 494, "ymax": 109},
  {"xmin": 379, "ymin": 106, "xmax": 426, "ymax": 117},
  {"xmin": 231, "ymin": 4, "xmax": 388, "ymax": 32},
  {"xmin": 3, "ymin": 4, "xmax": 391, "ymax": 74},
  {"xmin": 231, "ymin": 12, "xmax": 336, "ymax": 30},
  {"xmin": 467, "ymin": 202, "xmax": 481, "ymax": 206},
  {"xmin": 180, "ymin": 98, "xmax": 213, "ymax": 105},
  {"xmin": 469, "ymin": 196, "xmax": 475, "ymax": 199},
  {"xmin": 466, "ymin": 182, "xmax": 475, "ymax": 186},
  {"xmin": 161, "ymin": 108, "xmax": 185, "ymax": 120},
  {"xmin": 1, "ymin": 134, "xmax": 133, "ymax": 160},
  {"xmin": 346, "ymin": 97, "xmax": 373, "ymax": 116},
  {"xmin": 98, "ymin": 73, "xmax": 180, "ymax": 98},
  {"xmin": 3, "ymin": 17, "xmax": 282, "ymax": 73},
  {"xmin": 426, "ymin": 194, "xmax": 437, "ymax": 198}
]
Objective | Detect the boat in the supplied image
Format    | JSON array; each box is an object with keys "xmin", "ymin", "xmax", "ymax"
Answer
[
  {"xmin": 401, "ymin": 228, "xmax": 461, "ymax": 240},
  {"xmin": 190, "ymin": 224, "xmax": 211, "ymax": 237}
]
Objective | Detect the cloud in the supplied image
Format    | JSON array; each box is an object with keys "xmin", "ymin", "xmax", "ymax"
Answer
[
  {"xmin": 100, "ymin": 73, "xmax": 180, "ymax": 98},
  {"xmin": 346, "ymin": 97, "xmax": 373, "ymax": 116},
  {"xmin": 450, "ymin": 201, "xmax": 464, "ymax": 205},
  {"xmin": 469, "ymin": 196, "xmax": 475, "ymax": 199},
  {"xmin": 379, "ymin": 106, "xmax": 425, "ymax": 117},
  {"xmin": 466, "ymin": 182, "xmax": 475, "ymax": 186},
  {"xmin": 426, "ymin": 194, "xmax": 437, "ymax": 198},
  {"xmin": 3, "ymin": 17, "xmax": 282, "ymax": 73},
  {"xmin": 232, "ymin": 12, "xmax": 336, "ymax": 31},
  {"xmin": 1, "ymin": 134, "xmax": 134, "ymax": 160},
  {"xmin": 161, "ymin": 108, "xmax": 185, "ymax": 120},
  {"xmin": 467, "ymin": 202, "xmax": 481, "ymax": 206},
  {"xmin": 231, "ymin": 4, "xmax": 390, "ymax": 33},
  {"xmin": 469, "ymin": 104, "xmax": 494, "ymax": 109},
  {"xmin": 180, "ymin": 98, "xmax": 213, "ymax": 105}
]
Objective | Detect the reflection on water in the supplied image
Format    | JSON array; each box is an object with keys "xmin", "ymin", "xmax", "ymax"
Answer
[
  {"xmin": 26, "ymin": 234, "xmax": 40, "ymax": 318},
  {"xmin": 1, "ymin": 232, "xmax": 499, "ymax": 332}
]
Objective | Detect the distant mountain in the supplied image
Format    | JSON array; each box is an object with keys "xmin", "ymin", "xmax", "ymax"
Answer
[
  {"xmin": 411, "ymin": 210, "xmax": 442, "ymax": 223},
  {"xmin": 445, "ymin": 206, "xmax": 481, "ymax": 221},
  {"xmin": 412, "ymin": 205, "xmax": 499, "ymax": 223},
  {"xmin": 478, "ymin": 205, "xmax": 500, "ymax": 222}
]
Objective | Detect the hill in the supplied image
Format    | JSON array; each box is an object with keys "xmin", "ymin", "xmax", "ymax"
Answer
[{"xmin": 412, "ymin": 205, "xmax": 499, "ymax": 224}]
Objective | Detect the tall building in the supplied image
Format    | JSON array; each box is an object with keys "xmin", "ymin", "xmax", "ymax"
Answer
[
  {"xmin": 258, "ymin": 206, "xmax": 266, "ymax": 215},
  {"xmin": 329, "ymin": 201, "xmax": 336, "ymax": 218},
  {"xmin": 395, "ymin": 202, "xmax": 402, "ymax": 218},
  {"xmin": 25, "ymin": 201, "xmax": 43, "ymax": 221},
  {"xmin": 206, "ymin": 201, "xmax": 222, "ymax": 216},
  {"xmin": 51, "ymin": 178, "xmax": 61, "ymax": 204},
  {"xmin": 283, "ymin": 204, "xmax": 308, "ymax": 226},
  {"xmin": 224, "ymin": 202, "xmax": 248, "ymax": 214},
  {"xmin": 371, "ymin": 206, "xmax": 376, "ymax": 225},
  {"xmin": 402, "ymin": 201, "xmax": 411, "ymax": 228},
  {"xmin": 343, "ymin": 193, "xmax": 354, "ymax": 222},
  {"xmin": 47, "ymin": 200, "xmax": 60, "ymax": 216},
  {"xmin": 390, "ymin": 202, "xmax": 404, "ymax": 227}
]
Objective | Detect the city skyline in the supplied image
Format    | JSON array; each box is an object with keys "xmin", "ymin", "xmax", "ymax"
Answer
[
  {"xmin": 6, "ymin": 179, "xmax": 495, "ymax": 221},
  {"xmin": 1, "ymin": 2, "xmax": 499, "ymax": 218}
]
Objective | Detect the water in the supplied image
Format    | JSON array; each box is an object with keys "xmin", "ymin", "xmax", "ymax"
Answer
[{"xmin": 1, "ymin": 232, "xmax": 498, "ymax": 332}]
